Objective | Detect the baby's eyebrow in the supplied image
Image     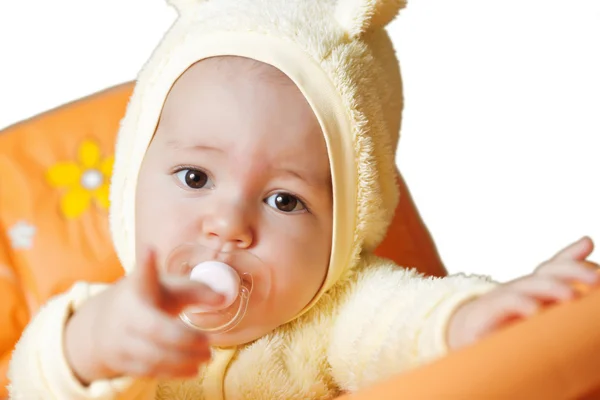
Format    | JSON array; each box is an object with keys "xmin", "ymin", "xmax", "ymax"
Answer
[
  {"xmin": 276, "ymin": 167, "xmax": 306, "ymax": 182},
  {"xmin": 274, "ymin": 166, "xmax": 330, "ymax": 189},
  {"xmin": 165, "ymin": 139, "xmax": 223, "ymax": 153}
]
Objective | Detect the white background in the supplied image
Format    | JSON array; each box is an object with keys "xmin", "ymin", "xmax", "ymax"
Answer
[{"xmin": 0, "ymin": 0, "xmax": 598, "ymax": 282}]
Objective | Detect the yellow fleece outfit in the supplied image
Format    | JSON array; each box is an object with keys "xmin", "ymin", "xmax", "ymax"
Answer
[{"xmin": 7, "ymin": 0, "xmax": 497, "ymax": 399}]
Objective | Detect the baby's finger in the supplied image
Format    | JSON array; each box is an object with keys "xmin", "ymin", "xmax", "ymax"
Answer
[
  {"xmin": 160, "ymin": 277, "xmax": 226, "ymax": 316},
  {"xmin": 476, "ymin": 291, "xmax": 540, "ymax": 335},
  {"xmin": 131, "ymin": 249, "xmax": 225, "ymax": 316},
  {"xmin": 122, "ymin": 358, "xmax": 201, "ymax": 380},
  {"xmin": 131, "ymin": 306, "xmax": 211, "ymax": 353},
  {"xmin": 118, "ymin": 335, "xmax": 210, "ymax": 379},
  {"xmin": 506, "ymin": 275, "xmax": 574, "ymax": 303},
  {"xmin": 132, "ymin": 248, "xmax": 163, "ymax": 305},
  {"xmin": 536, "ymin": 260, "xmax": 599, "ymax": 285},
  {"xmin": 548, "ymin": 236, "xmax": 594, "ymax": 262}
]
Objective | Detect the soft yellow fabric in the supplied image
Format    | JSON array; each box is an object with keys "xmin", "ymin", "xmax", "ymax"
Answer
[{"xmin": 8, "ymin": 257, "xmax": 495, "ymax": 399}]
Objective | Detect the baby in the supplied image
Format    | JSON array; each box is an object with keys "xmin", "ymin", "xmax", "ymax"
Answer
[{"xmin": 8, "ymin": 0, "xmax": 598, "ymax": 399}]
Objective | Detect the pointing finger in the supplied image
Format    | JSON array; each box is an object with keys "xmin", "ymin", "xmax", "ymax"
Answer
[{"xmin": 549, "ymin": 236, "xmax": 594, "ymax": 262}]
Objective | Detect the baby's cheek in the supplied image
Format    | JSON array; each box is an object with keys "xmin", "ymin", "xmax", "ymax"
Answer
[
  {"xmin": 136, "ymin": 206, "xmax": 185, "ymax": 269},
  {"xmin": 277, "ymin": 241, "xmax": 327, "ymax": 298}
]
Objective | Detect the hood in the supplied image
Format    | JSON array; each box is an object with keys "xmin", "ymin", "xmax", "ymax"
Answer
[{"xmin": 109, "ymin": 0, "xmax": 405, "ymax": 316}]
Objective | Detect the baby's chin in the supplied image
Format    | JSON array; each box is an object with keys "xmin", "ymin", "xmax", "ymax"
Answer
[{"xmin": 205, "ymin": 316, "xmax": 288, "ymax": 348}]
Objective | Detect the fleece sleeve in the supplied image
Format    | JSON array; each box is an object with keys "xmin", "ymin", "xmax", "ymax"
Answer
[
  {"xmin": 327, "ymin": 260, "xmax": 498, "ymax": 392},
  {"xmin": 7, "ymin": 282, "xmax": 157, "ymax": 400}
]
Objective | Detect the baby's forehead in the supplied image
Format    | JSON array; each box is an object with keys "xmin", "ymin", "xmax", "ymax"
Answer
[
  {"xmin": 159, "ymin": 56, "xmax": 298, "ymax": 124},
  {"xmin": 188, "ymin": 56, "xmax": 293, "ymax": 86},
  {"xmin": 153, "ymin": 57, "xmax": 331, "ymax": 185},
  {"xmin": 158, "ymin": 56, "xmax": 326, "ymax": 155}
]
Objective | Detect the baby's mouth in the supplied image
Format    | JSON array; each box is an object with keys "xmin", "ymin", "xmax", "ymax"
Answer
[
  {"xmin": 164, "ymin": 243, "xmax": 268, "ymax": 333},
  {"xmin": 181, "ymin": 266, "xmax": 253, "ymax": 333}
]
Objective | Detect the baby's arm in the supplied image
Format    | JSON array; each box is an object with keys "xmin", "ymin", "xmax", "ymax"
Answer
[
  {"xmin": 328, "ymin": 237, "xmax": 598, "ymax": 393},
  {"xmin": 327, "ymin": 258, "xmax": 496, "ymax": 392},
  {"xmin": 7, "ymin": 250, "xmax": 224, "ymax": 399},
  {"xmin": 7, "ymin": 282, "xmax": 156, "ymax": 399}
]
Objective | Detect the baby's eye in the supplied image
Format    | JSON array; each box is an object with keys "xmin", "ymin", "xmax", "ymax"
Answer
[
  {"xmin": 265, "ymin": 193, "xmax": 306, "ymax": 213},
  {"xmin": 175, "ymin": 169, "xmax": 212, "ymax": 189}
]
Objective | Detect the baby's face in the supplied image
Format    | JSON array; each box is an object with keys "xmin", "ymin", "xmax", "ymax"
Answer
[{"xmin": 135, "ymin": 57, "xmax": 333, "ymax": 346}]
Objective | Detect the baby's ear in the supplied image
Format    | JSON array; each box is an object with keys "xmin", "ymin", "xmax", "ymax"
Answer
[
  {"xmin": 167, "ymin": 0, "xmax": 206, "ymax": 14},
  {"xmin": 335, "ymin": 0, "xmax": 406, "ymax": 38}
]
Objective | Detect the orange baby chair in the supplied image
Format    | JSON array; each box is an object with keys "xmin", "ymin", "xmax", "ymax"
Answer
[
  {"xmin": 0, "ymin": 82, "xmax": 446, "ymax": 397},
  {"xmin": 1, "ymin": 83, "xmax": 599, "ymax": 399}
]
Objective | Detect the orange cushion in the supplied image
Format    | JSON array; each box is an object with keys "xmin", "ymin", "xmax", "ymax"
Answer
[
  {"xmin": 0, "ymin": 83, "xmax": 131, "ymax": 396},
  {"xmin": 0, "ymin": 82, "xmax": 446, "ymax": 396}
]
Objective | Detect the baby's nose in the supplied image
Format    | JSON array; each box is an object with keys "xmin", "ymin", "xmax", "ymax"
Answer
[{"xmin": 199, "ymin": 208, "xmax": 253, "ymax": 250}]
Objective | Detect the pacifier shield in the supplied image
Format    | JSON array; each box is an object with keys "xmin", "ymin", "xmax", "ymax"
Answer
[{"xmin": 164, "ymin": 242, "xmax": 268, "ymax": 333}]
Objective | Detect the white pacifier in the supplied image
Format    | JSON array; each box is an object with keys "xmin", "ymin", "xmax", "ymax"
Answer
[
  {"xmin": 165, "ymin": 243, "xmax": 269, "ymax": 333},
  {"xmin": 187, "ymin": 261, "xmax": 240, "ymax": 312}
]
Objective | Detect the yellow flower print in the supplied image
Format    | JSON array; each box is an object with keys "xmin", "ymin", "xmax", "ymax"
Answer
[{"xmin": 46, "ymin": 139, "xmax": 114, "ymax": 219}]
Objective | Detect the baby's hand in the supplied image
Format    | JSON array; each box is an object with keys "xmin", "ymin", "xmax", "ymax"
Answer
[
  {"xmin": 64, "ymin": 250, "xmax": 225, "ymax": 385},
  {"xmin": 447, "ymin": 236, "xmax": 599, "ymax": 350}
]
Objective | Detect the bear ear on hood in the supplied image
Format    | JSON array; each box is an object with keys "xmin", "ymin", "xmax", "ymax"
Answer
[
  {"xmin": 166, "ymin": 0, "xmax": 206, "ymax": 14},
  {"xmin": 335, "ymin": 0, "xmax": 406, "ymax": 38}
]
